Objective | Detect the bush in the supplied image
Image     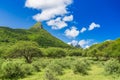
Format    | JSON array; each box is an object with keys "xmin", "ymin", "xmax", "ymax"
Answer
[
  {"xmin": 47, "ymin": 62, "xmax": 63, "ymax": 75},
  {"xmin": 21, "ymin": 64, "xmax": 34, "ymax": 75},
  {"xmin": 68, "ymin": 49, "xmax": 82, "ymax": 56},
  {"xmin": 1, "ymin": 60, "xmax": 34, "ymax": 79},
  {"xmin": 44, "ymin": 69, "xmax": 59, "ymax": 80},
  {"xmin": 45, "ymin": 48, "xmax": 66, "ymax": 58},
  {"xmin": 32, "ymin": 58, "xmax": 52, "ymax": 69},
  {"xmin": 72, "ymin": 59, "xmax": 90, "ymax": 75},
  {"xmin": 32, "ymin": 61, "xmax": 41, "ymax": 72},
  {"xmin": 105, "ymin": 59, "xmax": 120, "ymax": 74},
  {"xmin": 53, "ymin": 58, "xmax": 74, "ymax": 69},
  {"xmin": 1, "ymin": 61, "xmax": 24, "ymax": 79}
]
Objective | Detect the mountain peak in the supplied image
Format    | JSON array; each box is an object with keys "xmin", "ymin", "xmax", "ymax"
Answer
[
  {"xmin": 30, "ymin": 22, "xmax": 43, "ymax": 30},
  {"xmin": 0, "ymin": 25, "xmax": 70, "ymax": 48}
]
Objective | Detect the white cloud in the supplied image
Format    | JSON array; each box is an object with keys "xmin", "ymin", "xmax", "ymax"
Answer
[
  {"xmin": 68, "ymin": 39, "xmax": 96, "ymax": 48},
  {"xmin": 63, "ymin": 15, "xmax": 73, "ymax": 22},
  {"xmin": 88, "ymin": 22, "xmax": 100, "ymax": 30},
  {"xmin": 105, "ymin": 39, "xmax": 111, "ymax": 41},
  {"xmin": 47, "ymin": 17, "xmax": 67, "ymax": 29},
  {"xmin": 85, "ymin": 45, "xmax": 90, "ymax": 49},
  {"xmin": 78, "ymin": 40, "xmax": 89, "ymax": 48},
  {"xmin": 65, "ymin": 26, "xmax": 79, "ymax": 38},
  {"xmin": 33, "ymin": 6, "xmax": 67, "ymax": 21},
  {"xmin": 78, "ymin": 39, "xmax": 94, "ymax": 48},
  {"xmin": 25, "ymin": 0, "xmax": 73, "ymax": 21},
  {"xmin": 67, "ymin": 40, "xmax": 78, "ymax": 47},
  {"xmin": 80, "ymin": 27, "xmax": 87, "ymax": 33}
]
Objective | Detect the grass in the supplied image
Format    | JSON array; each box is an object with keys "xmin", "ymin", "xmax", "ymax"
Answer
[
  {"xmin": 19, "ymin": 61, "xmax": 120, "ymax": 80},
  {"xmin": 59, "ymin": 65, "xmax": 110, "ymax": 80},
  {"xmin": 19, "ymin": 71, "xmax": 44, "ymax": 80}
]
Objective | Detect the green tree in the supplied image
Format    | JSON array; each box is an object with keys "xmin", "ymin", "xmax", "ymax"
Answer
[{"xmin": 7, "ymin": 41, "xmax": 42, "ymax": 63}]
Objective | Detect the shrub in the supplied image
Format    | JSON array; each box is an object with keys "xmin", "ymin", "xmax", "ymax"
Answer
[
  {"xmin": 32, "ymin": 59, "xmax": 52, "ymax": 69},
  {"xmin": 1, "ymin": 61, "xmax": 24, "ymax": 79},
  {"xmin": 53, "ymin": 58, "xmax": 74, "ymax": 69},
  {"xmin": 45, "ymin": 48, "xmax": 66, "ymax": 58},
  {"xmin": 47, "ymin": 62, "xmax": 63, "ymax": 75},
  {"xmin": 21, "ymin": 64, "xmax": 34, "ymax": 75},
  {"xmin": 68, "ymin": 49, "xmax": 82, "ymax": 56},
  {"xmin": 72, "ymin": 59, "xmax": 90, "ymax": 75},
  {"xmin": 1, "ymin": 60, "xmax": 34, "ymax": 79},
  {"xmin": 44, "ymin": 69, "xmax": 59, "ymax": 80},
  {"xmin": 32, "ymin": 61, "xmax": 41, "ymax": 72},
  {"xmin": 104, "ymin": 59, "xmax": 120, "ymax": 74}
]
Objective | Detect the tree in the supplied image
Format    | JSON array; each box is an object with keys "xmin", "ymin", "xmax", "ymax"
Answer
[{"xmin": 7, "ymin": 41, "xmax": 42, "ymax": 63}]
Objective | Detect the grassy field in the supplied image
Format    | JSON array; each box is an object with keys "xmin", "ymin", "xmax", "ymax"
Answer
[{"xmin": 18, "ymin": 58, "xmax": 120, "ymax": 80}]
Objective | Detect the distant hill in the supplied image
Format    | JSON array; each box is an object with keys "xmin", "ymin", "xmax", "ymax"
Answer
[
  {"xmin": 88, "ymin": 38, "xmax": 120, "ymax": 51},
  {"xmin": 86, "ymin": 38, "xmax": 120, "ymax": 59},
  {"xmin": 0, "ymin": 22, "xmax": 70, "ymax": 48}
]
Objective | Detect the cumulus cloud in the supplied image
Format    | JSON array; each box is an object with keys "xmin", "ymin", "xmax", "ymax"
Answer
[
  {"xmin": 65, "ymin": 26, "xmax": 79, "ymax": 38},
  {"xmin": 68, "ymin": 39, "xmax": 96, "ymax": 48},
  {"xmin": 80, "ymin": 27, "xmax": 87, "ymax": 33},
  {"xmin": 47, "ymin": 17, "xmax": 67, "ymax": 29},
  {"xmin": 67, "ymin": 40, "xmax": 78, "ymax": 47},
  {"xmin": 63, "ymin": 15, "xmax": 73, "ymax": 22},
  {"xmin": 32, "ymin": 6, "xmax": 68, "ymax": 21},
  {"xmin": 88, "ymin": 22, "xmax": 100, "ymax": 30},
  {"xmin": 25, "ymin": 0, "xmax": 73, "ymax": 21},
  {"xmin": 78, "ymin": 40, "xmax": 91, "ymax": 48},
  {"xmin": 85, "ymin": 45, "xmax": 90, "ymax": 49}
]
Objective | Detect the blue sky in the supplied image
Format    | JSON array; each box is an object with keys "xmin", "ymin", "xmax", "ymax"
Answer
[{"xmin": 0, "ymin": 0, "xmax": 120, "ymax": 48}]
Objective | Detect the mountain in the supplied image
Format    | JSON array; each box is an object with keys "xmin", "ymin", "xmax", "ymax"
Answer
[
  {"xmin": 0, "ymin": 22, "xmax": 70, "ymax": 48},
  {"xmin": 30, "ymin": 22, "xmax": 43, "ymax": 30}
]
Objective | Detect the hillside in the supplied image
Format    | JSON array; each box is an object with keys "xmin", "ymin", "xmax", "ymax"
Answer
[
  {"xmin": 0, "ymin": 22, "xmax": 70, "ymax": 48},
  {"xmin": 86, "ymin": 38, "xmax": 120, "ymax": 60}
]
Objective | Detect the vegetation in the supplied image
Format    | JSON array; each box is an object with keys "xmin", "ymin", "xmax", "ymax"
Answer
[
  {"xmin": 6, "ymin": 41, "xmax": 42, "ymax": 63},
  {"xmin": 0, "ymin": 22, "xmax": 70, "ymax": 48},
  {"xmin": 0, "ymin": 58, "xmax": 120, "ymax": 80},
  {"xmin": 104, "ymin": 59, "xmax": 120, "ymax": 74},
  {"xmin": 0, "ymin": 24, "xmax": 120, "ymax": 80},
  {"xmin": 1, "ymin": 60, "xmax": 34, "ymax": 79},
  {"xmin": 44, "ymin": 47, "xmax": 66, "ymax": 58},
  {"xmin": 86, "ymin": 38, "xmax": 120, "ymax": 61},
  {"xmin": 72, "ymin": 59, "xmax": 90, "ymax": 75}
]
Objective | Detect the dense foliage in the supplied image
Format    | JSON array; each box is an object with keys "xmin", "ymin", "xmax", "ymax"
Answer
[
  {"xmin": 104, "ymin": 59, "xmax": 120, "ymax": 74},
  {"xmin": 0, "ymin": 22, "xmax": 70, "ymax": 48},
  {"xmin": 6, "ymin": 41, "xmax": 42, "ymax": 63},
  {"xmin": 1, "ymin": 60, "xmax": 34, "ymax": 79},
  {"xmin": 72, "ymin": 59, "xmax": 90, "ymax": 75},
  {"xmin": 86, "ymin": 38, "xmax": 120, "ymax": 61}
]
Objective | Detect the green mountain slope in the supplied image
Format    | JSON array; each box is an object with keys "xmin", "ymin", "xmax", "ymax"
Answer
[
  {"xmin": 88, "ymin": 38, "xmax": 120, "ymax": 52},
  {"xmin": 0, "ymin": 22, "xmax": 70, "ymax": 48},
  {"xmin": 86, "ymin": 38, "xmax": 120, "ymax": 59}
]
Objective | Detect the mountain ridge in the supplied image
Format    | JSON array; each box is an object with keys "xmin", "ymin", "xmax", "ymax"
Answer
[{"xmin": 0, "ymin": 23, "xmax": 70, "ymax": 48}]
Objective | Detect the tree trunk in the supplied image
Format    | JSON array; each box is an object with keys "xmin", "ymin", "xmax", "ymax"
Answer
[{"xmin": 24, "ymin": 56, "xmax": 32, "ymax": 63}]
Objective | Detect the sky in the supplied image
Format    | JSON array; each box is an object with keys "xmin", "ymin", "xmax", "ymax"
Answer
[{"xmin": 0, "ymin": 0, "xmax": 120, "ymax": 48}]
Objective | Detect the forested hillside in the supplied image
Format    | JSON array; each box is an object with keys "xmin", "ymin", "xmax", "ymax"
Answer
[
  {"xmin": 86, "ymin": 38, "xmax": 120, "ymax": 60},
  {"xmin": 0, "ymin": 22, "xmax": 70, "ymax": 48}
]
